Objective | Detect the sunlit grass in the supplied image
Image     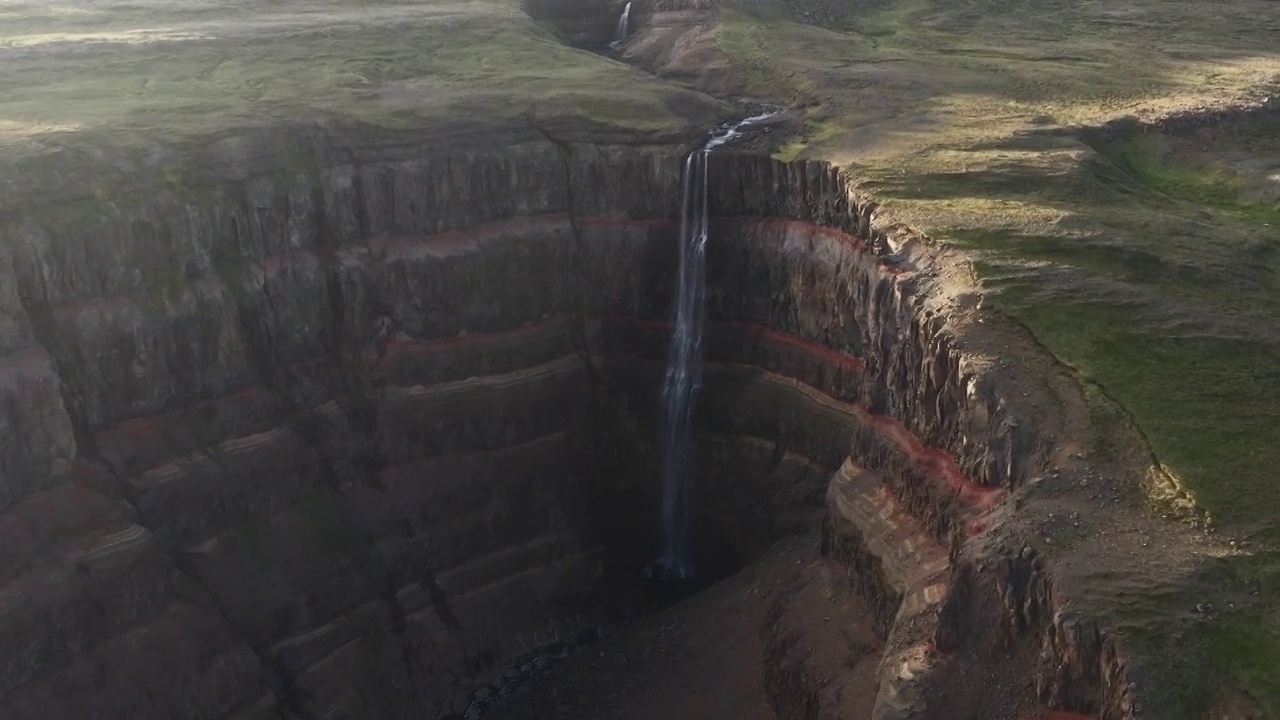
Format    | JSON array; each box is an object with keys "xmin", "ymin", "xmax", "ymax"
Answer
[
  {"xmin": 0, "ymin": 0, "xmax": 727, "ymax": 159},
  {"xmin": 704, "ymin": 0, "xmax": 1280, "ymax": 714}
]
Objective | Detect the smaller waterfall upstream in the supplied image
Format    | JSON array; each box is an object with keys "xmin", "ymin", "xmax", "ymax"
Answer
[
  {"xmin": 609, "ymin": 2, "xmax": 632, "ymax": 48},
  {"xmin": 651, "ymin": 112, "xmax": 778, "ymax": 584}
]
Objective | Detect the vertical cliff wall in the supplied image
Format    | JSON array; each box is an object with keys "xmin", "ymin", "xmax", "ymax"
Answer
[
  {"xmin": 0, "ymin": 124, "xmax": 1136, "ymax": 719},
  {"xmin": 524, "ymin": 0, "xmax": 627, "ymax": 47},
  {"xmin": 0, "ymin": 130, "xmax": 701, "ymax": 719},
  {"xmin": 593, "ymin": 155, "xmax": 1136, "ymax": 720}
]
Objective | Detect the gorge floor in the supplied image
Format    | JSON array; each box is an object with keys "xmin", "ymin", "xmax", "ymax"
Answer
[{"xmin": 484, "ymin": 516, "xmax": 879, "ymax": 720}]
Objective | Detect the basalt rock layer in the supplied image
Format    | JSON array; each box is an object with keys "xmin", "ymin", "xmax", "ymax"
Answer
[
  {"xmin": 524, "ymin": 0, "xmax": 623, "ymax": 47},
  {"xmin": 0, "ymin": 132, "xmax": 1135, "ymax": 719}
]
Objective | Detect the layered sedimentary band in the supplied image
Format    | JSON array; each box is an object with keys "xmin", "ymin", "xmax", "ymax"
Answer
[{"xmin": 0, "ymin": 141, "xmax": 1127, "ymax": 719}]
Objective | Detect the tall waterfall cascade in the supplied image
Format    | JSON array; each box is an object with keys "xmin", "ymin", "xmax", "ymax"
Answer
[
  {"xmin": 652, "ymin": 113, "xmax": 778, "ymax": 581},
  {"xmin": 610, "ymin": 2, "xmax": 632, "ymax": 48}
]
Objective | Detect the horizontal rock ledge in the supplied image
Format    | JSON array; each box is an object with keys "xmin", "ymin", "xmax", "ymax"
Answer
[{"xmin": 0, "ymin": 144, "xmax": 1125, "ymax": 719}]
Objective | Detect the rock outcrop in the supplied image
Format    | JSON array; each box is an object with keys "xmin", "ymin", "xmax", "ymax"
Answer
[
  {"xmin": 0, "ymin": 126, "xmax": 1133, "ymax": 720},
  {"xmin": 524, "ymin": 0, "xmax": 626, "ymax": 47},
  {"xmin": 0, "ymin": 135, "xmax": 691, "ymax": 719}
]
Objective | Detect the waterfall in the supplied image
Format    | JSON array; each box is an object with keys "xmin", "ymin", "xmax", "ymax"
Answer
[
  {"xmin": 652, "ymin": 112, "xmax": 778, "ymax": 581},
  {"xmin": 610, "ymin": 1, "xmax": 632, "ymax": 48}
]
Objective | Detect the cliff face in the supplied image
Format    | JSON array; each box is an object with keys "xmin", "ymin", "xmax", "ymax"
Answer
[
  {"xmin": 524, "ymin": 0, "xmax": 626, "ymax": 47},
  {"xmin": 0, "ymin": 132, "xmax": 1130, "ymax": 719},
  {"xmin": 0, "ymin": 134, "xmax": 692, "ymax": 719}
]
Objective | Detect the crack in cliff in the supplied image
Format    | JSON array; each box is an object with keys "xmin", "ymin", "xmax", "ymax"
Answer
[
  {"xmin": 11, "ymin": 257, "xmax": 328, "ymax": 719},
  {"xmin": 200, "ymin": 199, "xmax": 396, "ymax": 719},
  {"xmin": 522, "ymin": 111, "xmax": 608, "ymax": 397},
  {"xmin": 253, "ymin": 174, "xmax": 459, "ymax": 708},
  {"xmin": 328, "ymin": 154, "xmax": 487, "ymax": 689},
  {"xmin": 14, "ymin": 285, "xmax": 136, "ymax": 509}
]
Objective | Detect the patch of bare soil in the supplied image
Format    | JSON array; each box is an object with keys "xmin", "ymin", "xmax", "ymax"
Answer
[{"xmin": 484, "ymin": 511, "xmax": 880, "ymax": 720}]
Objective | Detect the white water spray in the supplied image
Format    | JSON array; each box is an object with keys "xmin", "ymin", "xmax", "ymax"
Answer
[
  {"xmin": 652, "ymin": 112, "xmax": 778, "ymax": 581},
  {"xmin": 610, "ymin": 1, "xmax": 632, "ymax": 48}
]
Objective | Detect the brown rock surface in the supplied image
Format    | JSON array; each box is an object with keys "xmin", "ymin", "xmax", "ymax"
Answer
[{"xmin": 0, "ymin": 138, "xmax": 1137, "ymax": 718}]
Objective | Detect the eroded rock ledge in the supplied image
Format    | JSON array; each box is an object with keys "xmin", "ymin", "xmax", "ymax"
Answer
[{"xmin": 0, "ymin": 135, "xmax": 1134, "ymax": 719}]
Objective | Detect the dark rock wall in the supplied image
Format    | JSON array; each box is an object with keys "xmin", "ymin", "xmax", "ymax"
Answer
[
  {"xmin": 522, "ymin": 0, "xmax": 717, "ymax": 48},
  {"xmin": 0, "ymin": 140, "xmax": 691, "ymax": 719},
  {"xmin": 0, "ymin": 140, "xmax": 1129, "ymax": 718},
  {"xmin": 524, "ymin": 0, "xmax": 626, "ymax": 47}
]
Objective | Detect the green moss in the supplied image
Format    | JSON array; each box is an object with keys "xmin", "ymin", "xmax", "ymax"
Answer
[
  {"xmin": 1113, "ymin": 552, "xmax": 1280, "ymax": 718},
  {"xmin": 910, "ymin": 113, "xmax": 1280, "ymax": 717},
  {"xmin": 952, "ymin": 128, "xmax": 1279, "ymax": 544},
  {"xmin": 1093, "ymin": 133, "xmax": 1280, "ymax": 227},
  {"xmin": 1205, "ymin": 604, "xmax": 1280, "ymax": 715},
  {"xmin": 715, "ymin": 8, "xmax": 816, "ymax": 103},
  {"xmin": 840, "ymin": 0, "xmax": 953, "ymax": 48},
  {"xmin": 0, "ymin": 0, "xmax": 726, "ymax": 201},
  {"xmin": 975, "ymin": 273, "xmax": 1280, "ymax": 718},
  {"xmin": 774, "ymin": 119, "xmax": 841, "ymax": 162},
  {"xmin": 986, "ymin": 290, "xmax": 1278, "ymax": 537},
  {"xmin": 1083, "ymin": 384, "xmax": 1126, "ymax": 465}
]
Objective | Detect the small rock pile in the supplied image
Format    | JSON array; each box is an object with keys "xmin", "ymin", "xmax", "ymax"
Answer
[{"xmin": 437, "ymin": 616, "xmax": 630, "ymax": 720}]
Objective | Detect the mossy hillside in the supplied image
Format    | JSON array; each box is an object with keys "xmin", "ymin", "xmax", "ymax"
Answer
[
  {"xmin": 715, "ymin": 0, "xmax": 1278, "ymax": 162},
  {"xmin": 0, "ymin": 0, "xmax": 713, "ymax": 140},
  {"xmin": 710, "ymin": 0, "xmax": 1280, "ymax": 552},
  {"xmin": 0, "ymin": 0, "xmax": 731, "ymax": 210},
  {"xmin": 928, "ymin": 131, "xmax": 1279, "ymax": 543},
  {"xmin": 890, "ymin": 119, "xmax": 1279, "ymax": 720},
  {"xmin": 699, "ymin": 0, "xmax": 1279, "ymax": 714}
]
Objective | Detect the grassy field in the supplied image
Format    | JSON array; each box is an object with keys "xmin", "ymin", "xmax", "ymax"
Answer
[
  {"xmin": 0, "ymin": 0, "xmax": 727, "ymax": 166},
  {"xmin": 699, "ymin": 0, "xmax": 1279, "ymax": 714},
  {"xmin": 945, "ymin": 125, "xmax": 1279, "ymax": 719}
]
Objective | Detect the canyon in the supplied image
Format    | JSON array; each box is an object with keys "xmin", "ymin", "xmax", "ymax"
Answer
[
  {"xmin": 2, "ymin": 0, "xmax": 1276, "ymax": 719},
  {"xmin": 0, "ymin": 127, "xmax": 1137, "ymax": 720}
]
